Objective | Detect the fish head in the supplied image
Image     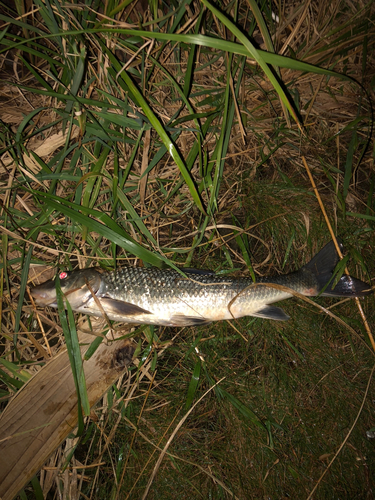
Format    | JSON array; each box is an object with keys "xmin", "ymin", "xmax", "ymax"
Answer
[{"xmin": 31, "ymin": 269, "xmax": 102, "ymax": 308}]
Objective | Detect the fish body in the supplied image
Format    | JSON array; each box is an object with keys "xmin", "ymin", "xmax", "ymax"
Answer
[{"xmin": 31, "ymin": 240, "xmax": 372, "ymax": 327}]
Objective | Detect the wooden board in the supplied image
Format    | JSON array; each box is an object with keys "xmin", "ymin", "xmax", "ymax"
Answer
[{"xmin": 0, "ymin": 332, "xmax": 135, "ymax": 500}]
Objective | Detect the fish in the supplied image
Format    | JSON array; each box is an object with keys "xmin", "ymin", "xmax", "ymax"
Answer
[{"xmin": 30, "ymin": 239, "xmax": 372, "ymax": 327}]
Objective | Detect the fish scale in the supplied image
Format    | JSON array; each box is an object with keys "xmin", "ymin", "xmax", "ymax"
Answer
[{"xmin": 31, "ymin": 240, "xmax": 372, "ymax": 327}]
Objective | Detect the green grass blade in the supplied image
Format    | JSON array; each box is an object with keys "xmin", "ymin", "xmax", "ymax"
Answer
[
  {"xmin": 55, "ymin": 276, "xmax": 90, "ymax": 419},
  {"xmin": 0, "ymin": 358, "xmax": 31, "ymax": 383},
  {"xmin": 200, "ymin": 0, "xmax": 298, "ymax": 124},
  {"xmin": 185, "ymin": 358, "xmax": 201, "ymax": 410},
  {"xmin": 100, "ymin": 42, "xmax": 206, "ymax": 214},
  {"xmin": 246, "ymin": 0, "xmax": 275, "ymax": 53},
  {"xmin": 343, "ymin": 130, "xmax": 357, "ymax": 200},
  {"xmin": 38, "ymin": 194, "xmax": 161, "ymax": 265},
  {"xmin": 106, "ymin": 30, "xmax": 351, "ymax": 79},
  {"xmin": 14, "ymin": 246, "xmax": 32, "ymax": 334},
  {"xmin": 33, "ymin": 191, "xmax": 183, "ymax": 269},
  {"xmin": 219, "ymin": 388, "xmax": 267, "ymax": 432},
  {"xmin": 1, "ymin": 28, "xmax": 355, "ymax": 83}
]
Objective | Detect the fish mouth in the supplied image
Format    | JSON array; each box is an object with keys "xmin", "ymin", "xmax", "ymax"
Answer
[
  {"xmin": 31, "ymin": 292, "xmax": 58, "ymax": 308},
  {"xmin": 30, "ymin": 282, "xmax": 59, "ymax": 307}
]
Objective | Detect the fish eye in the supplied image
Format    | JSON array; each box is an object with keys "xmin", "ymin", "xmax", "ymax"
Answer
[{"xmin": 59, "ymin": 271, "xmax": 68, "ymax": 280}]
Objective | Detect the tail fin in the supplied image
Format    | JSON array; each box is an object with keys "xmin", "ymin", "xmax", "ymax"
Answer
[{"xmin": 304, "ymin": 239, "xmax": 373, "ymax": 297}]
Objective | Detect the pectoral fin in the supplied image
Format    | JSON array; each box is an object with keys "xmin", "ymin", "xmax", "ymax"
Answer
[
  {"xmin": 98, "ymin": 298, "xmax": 152, "ymax": 317},
  {"xmin": 252, "ymin": 306, "xmax": 290, "ymax": 321}
]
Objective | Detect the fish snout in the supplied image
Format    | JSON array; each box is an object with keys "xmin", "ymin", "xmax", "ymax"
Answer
[{"xmin": 30, "ymin": 281, "xmax": 58, "ymax": 307}]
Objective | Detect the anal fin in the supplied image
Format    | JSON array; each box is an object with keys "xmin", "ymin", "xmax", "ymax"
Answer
[
  {"xmin": 252, "ymin": 306, "xmax": 290, "ymax": 321},
  {"xmin": 170, "ymin": 314, "xmax": 211, "ymax": 327}
]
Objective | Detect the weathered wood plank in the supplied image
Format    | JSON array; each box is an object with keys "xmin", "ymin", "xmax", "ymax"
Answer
[{"xmin": 0, "ymin": 332, "xmax": 134, "ymax": 500}]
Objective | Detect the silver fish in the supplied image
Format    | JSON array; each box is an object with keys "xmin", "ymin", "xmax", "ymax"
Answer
[{"xmin": 30, "ymin": 240, "xmax": 372, "ymax": 327}]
